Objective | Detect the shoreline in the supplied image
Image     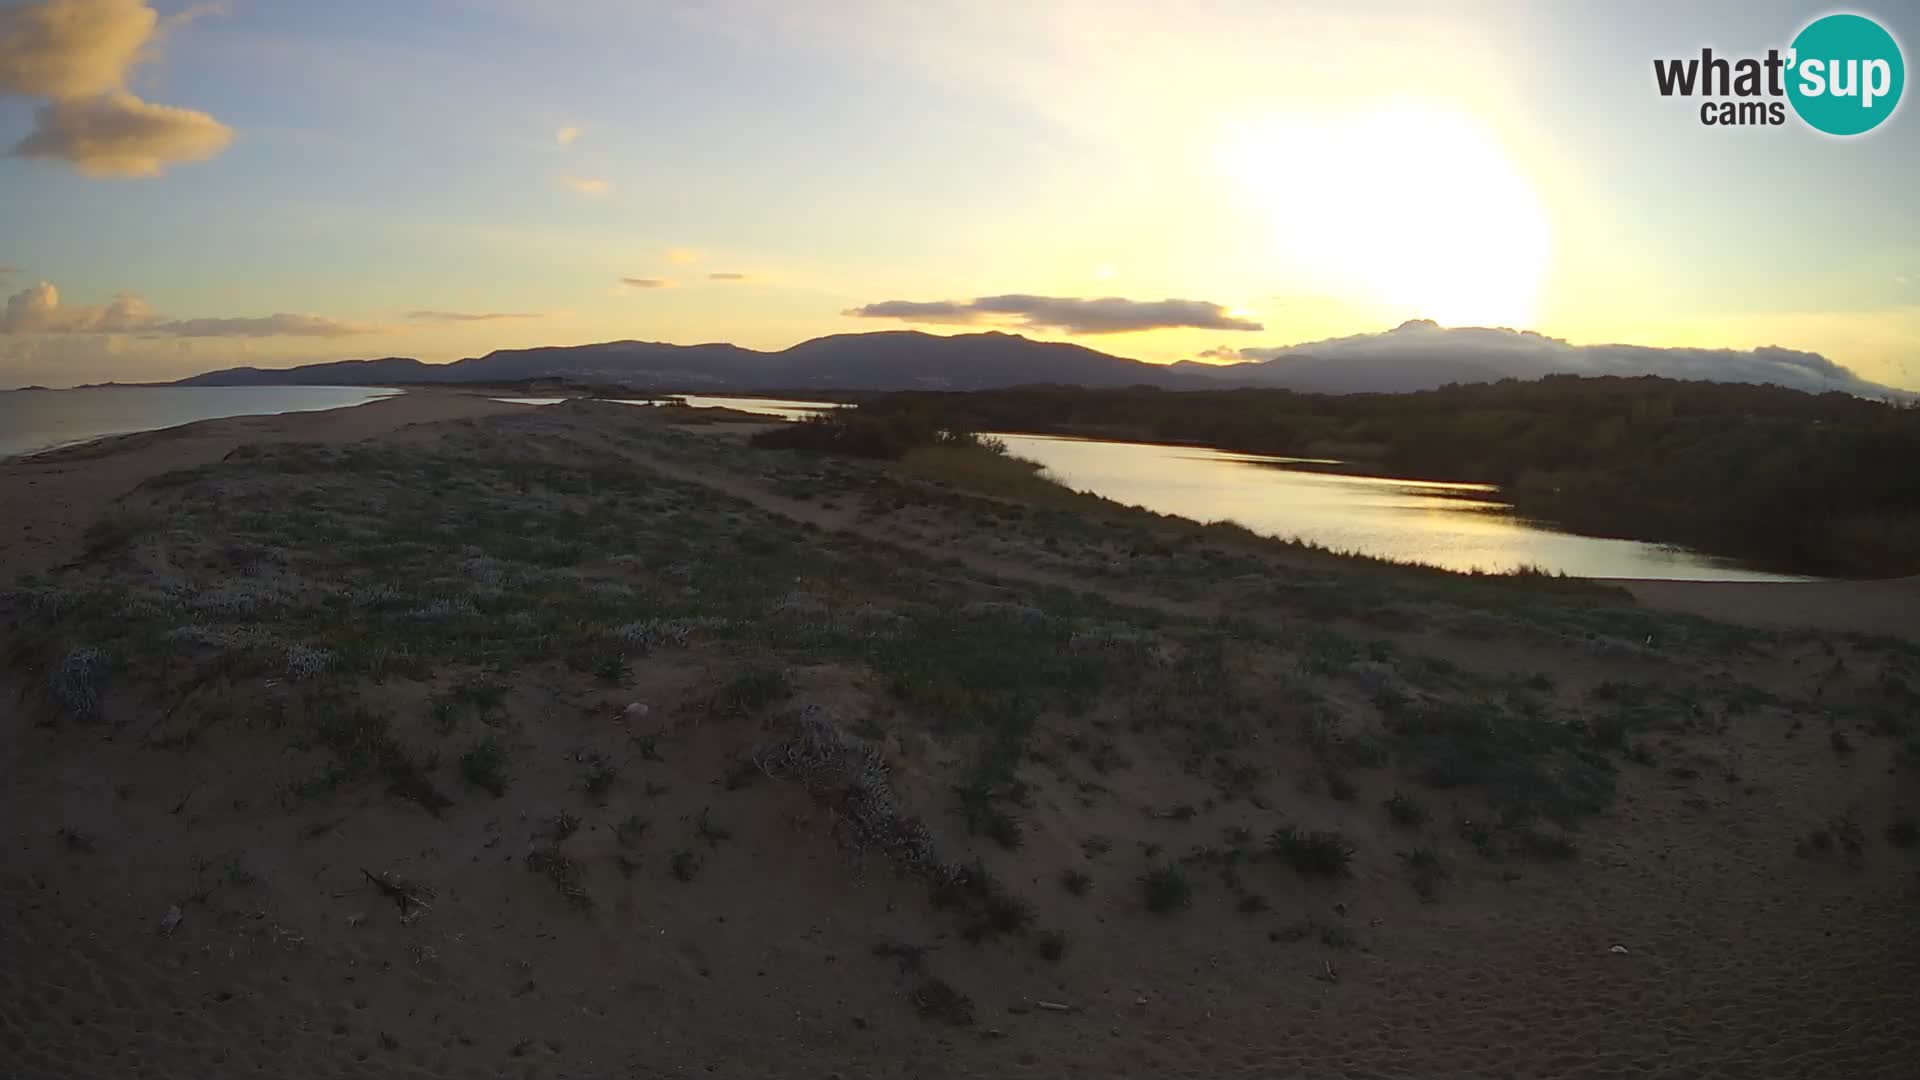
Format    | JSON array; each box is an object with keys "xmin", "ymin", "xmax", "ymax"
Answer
[{"xmin": 0, "ymin": 385, "xmax": 413, "ymax": 463}]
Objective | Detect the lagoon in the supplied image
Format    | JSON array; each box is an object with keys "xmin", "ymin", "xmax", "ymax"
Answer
[{"xmin": 700, "ymin": 396, "xmax": 1806, "ymax": 582}]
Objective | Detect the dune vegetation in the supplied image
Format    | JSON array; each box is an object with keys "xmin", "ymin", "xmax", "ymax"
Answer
[{"xmin": 1, "ymin": 398, "xmax": 1916, "ymax": 1078}]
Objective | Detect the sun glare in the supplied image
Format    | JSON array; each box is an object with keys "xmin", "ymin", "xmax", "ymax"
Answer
[{"xmin": 1225, "ymin": 102, "xmax": 1552, "ymax": 329}]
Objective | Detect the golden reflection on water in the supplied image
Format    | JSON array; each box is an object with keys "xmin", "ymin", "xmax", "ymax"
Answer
[
  {"xmin": 584, "ymin": 398, "xmax": 1806, "ymax": 583},
  {"xmin": 995, "ymin": 433, "xmax": 1805, "ymax": 583}
]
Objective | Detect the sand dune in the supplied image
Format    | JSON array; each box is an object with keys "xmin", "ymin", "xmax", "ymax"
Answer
[
  {"xmin": 0, "ymin": 391, "xmax": 530, "ymax": 580},
  {"xmin": 1, "ymin": 400, "xmax": 1915, "ymax": 1079}
]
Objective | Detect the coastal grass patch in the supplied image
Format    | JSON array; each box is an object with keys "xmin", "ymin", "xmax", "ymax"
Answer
[
  {"xmin": 459, "ymin": 739, "xmax": 511, "ymax": 796},
  {"xmin": 1269, "ymin": 827, "xmax": 1355, "ymax": 878},
  {"xmin": 1137, "ymin": 865, "xmax": 1193, "ymax": 913},
  {"xmin": 525, "ymin": 845, "xmax": 592, "ymax": 909},
  {"xmin": 909, "ymin": 978, "xmax": 975, "ymax": 1026}
]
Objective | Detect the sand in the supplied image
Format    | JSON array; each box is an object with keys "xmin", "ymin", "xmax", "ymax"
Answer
[
  {"xmin": 1621, "ymin": 575, "xmax": 1920, "ymax": 641},
  {"xmin": 0, "ymin": 390, "xmax": 530, "ymax": 580},
  {"xmin": 1, "ymin": 399, "xmax": 1916, "ymax": 1079}
]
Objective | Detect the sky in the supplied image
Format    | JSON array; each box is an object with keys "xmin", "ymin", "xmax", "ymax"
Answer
[{"xmin": 0, "ymin": 0, "xmax": 1916, "ymax": 389}]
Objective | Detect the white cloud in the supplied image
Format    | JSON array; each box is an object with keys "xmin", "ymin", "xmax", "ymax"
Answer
[
  {"xmin": 555, "ymin": 125, "xmax": 581, "ymax": 146},
  {"xmin": 619, "ymin": 277, "xmax": 674, "ymax": 289},
  {"xmin": 0, "ymin": 0, "xmax": 232, "ymax": 178},
  {"xmin": 563, "ymin": 175, "xmax": 610, "ymax": 195},
  {"xmin": 0, "ymin": 281, "xmax": 384, "ymax": 338},
  {"xmin": 1, "ymin": 282, "xmax": 156, "ymax": 332}
]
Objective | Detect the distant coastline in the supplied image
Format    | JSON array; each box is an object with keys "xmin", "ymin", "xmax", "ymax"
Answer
[{"xmin": 0, "ymin": 385, "xmax": 406, "ymax": 461}]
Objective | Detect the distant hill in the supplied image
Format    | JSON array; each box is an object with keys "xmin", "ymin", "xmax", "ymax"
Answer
[
  {"xmin": 173, "ymin": 332, "xmax": 1209, "ymax": 392},
  {"xmin": 172, "ymin": 324, "xmax": 1907, "ymax": 399},
  {"xmin": 1171, "ymin": 320, "xmax": 1907, "ymax": 399}
]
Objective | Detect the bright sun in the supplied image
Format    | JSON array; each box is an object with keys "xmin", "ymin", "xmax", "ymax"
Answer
[{"xmin": 1225, "ymin": 102, "xmax": 1552, "ymax": 329}]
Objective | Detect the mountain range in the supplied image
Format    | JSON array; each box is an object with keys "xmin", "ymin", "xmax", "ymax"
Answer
[{"xmin": 172, "ymin": 322, "xmax": 1907, "ymax": 399}]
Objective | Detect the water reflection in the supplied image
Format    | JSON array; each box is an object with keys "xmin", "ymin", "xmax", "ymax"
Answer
[
  {"xmin": 996, "ymin": 433, "xmax": 1808, "ymax": 582},
  {"xmin": 675, "ymin": 395, "xmax": 848, "ymax": 421},
  {"xmin": 511, "ymin": 394, "xmax": 1806, "ymax": 582}
]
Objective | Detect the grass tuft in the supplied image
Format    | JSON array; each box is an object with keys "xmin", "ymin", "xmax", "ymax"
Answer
[
  {"xmin": 909, "ymin": 978, "xmax": 975, "ymax": 1026},
  {"xmin": 459, "ymin": 739, "xmax": 511, "ymax": 797},
  {"xmin": 1385, "ymin": 791, "xmax": 1429, "ymax": 828},
  {"xmin": 524, "ymin": 845, "xmax": 592, "ymax": 909},
  {"xmin": 1138, "ymin": 865, "xmax": 1193, "ymax": 913},
  {"xmin": 1269, "ymin": 826, "xmax": 1355, "ymax": 878}
]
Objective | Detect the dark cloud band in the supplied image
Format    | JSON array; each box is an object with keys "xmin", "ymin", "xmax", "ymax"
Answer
[{"xmin": 846, "ymin": 294, "xmax": 1262, "ymax": 334}]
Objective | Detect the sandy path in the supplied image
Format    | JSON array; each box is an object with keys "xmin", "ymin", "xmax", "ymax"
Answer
[
  {"xmin": 1621, "ymin": 575, "xmax": 1920, "ymax": 640},
  {"xmin": 0, "ymin": 391, "xmax": 530, "ymax": 581}
]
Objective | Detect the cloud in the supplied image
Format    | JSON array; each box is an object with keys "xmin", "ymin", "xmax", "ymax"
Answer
[
  {"xmin": 0, "ymin": 265, "xmax": 21, "ymax": 278},
  {"xmin": 2, "ymin": 282, "xmax": 156, "ymax": 332},
  {"xmin": 619, "ymin": 277, "xmax": 674, "ymax": 289},
  {"xmin": 405, "ymin": 310, "xmax": 543, "ymax": 322},
  {"xmin": 706, "ymin": 272, "xmax": 749, "ymax": 281},
  {"xmin": 0, "ymin": 0, "xmax": 232, "ymax": 178},
  {"xmin": 0, "ymin": 0, "xmax": 154, "ymax": 98},
  {"xmin": 555, "ymin": 125, "xmax": 581, "ymax": 146},
  {"xmin": 1188, "ymin": 319, "xmax": 1904, "ymax": 397},
  {"xmin": 845, "ymin": 294, "xmax": 1263, "ymax": 335},
  {"xmin": 12, "ymin": 91, "xmax": 232, "ymax": 177},
  {"xmin": 847, "ymin": 299, "xmax": 976, "ymax": 324},
  {"xmin": 665, "ymin": 248, "xmax": 702, "ymax": 264},
  {"xmin": 564, "ymin": 175, "xmax": 610, "ymax": 195},
  {"xmin": 1, "ymin": 281, "xmax": 383, "ymax": 338},
  {"xmin": 153, "ymin": 313, "xmax": 381, "ymax": 338}
]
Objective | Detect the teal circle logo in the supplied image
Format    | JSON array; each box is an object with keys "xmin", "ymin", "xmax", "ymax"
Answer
[{"xmin": 1787, "ymin": 13, "xmax": 1905, "ymax": 135}]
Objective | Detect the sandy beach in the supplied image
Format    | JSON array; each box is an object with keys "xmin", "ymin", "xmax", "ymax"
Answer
[{"xmin": 1, "ymin": 399, "xmax": 1915, "ymax": 1079}]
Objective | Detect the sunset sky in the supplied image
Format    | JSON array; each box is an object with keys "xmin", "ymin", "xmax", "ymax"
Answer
[{"xmin": 2, "ymin": 0, "xmax": 1916, "ymax": 388}]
